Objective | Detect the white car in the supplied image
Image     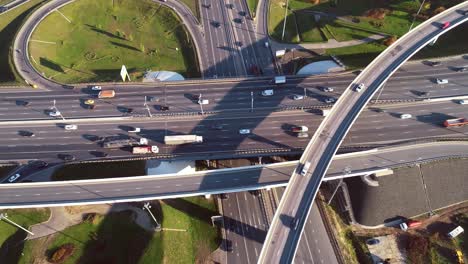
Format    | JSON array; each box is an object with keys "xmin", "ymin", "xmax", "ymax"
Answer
[
  {"xmin": 198, "ymin": 99, "xmax": 209, "ymax": 105},
  {"xmin": 321, "ymin": 86, "xmax": 334, "ymax": 92},
  {"xmin": 49, "ymin": 111, "xmax": 61, "ymax": 117},
  {"xmin": 262, "ymin": 89, "xmax": 274, "ymax": 96},
  {"xmin": 293, "ymin": 95, "xmax": 304, "ymax": 100},
  {"xmin": 436, "ymin": 78, "xmax": 448, "ymax": 84},
  {"xmin": 8, "ymin": 173, "xmax": 21, "ymax": 183},
  {"xmin": 65, "ymin": 125, "xmax": 77, "ymax": 130},
  {"xmin": 355, "ymin": 83, "xmax": 365, "ymax": 92},
  {"xmin": 128, "ymin": 127, "xmax": 141, "ymax": 133},
  {"xmin": 458, "ymin": 100, "xmax": 468, "ymax": 105},
  {"xmin": 324, "ymin": 98, "xmax": 336, "ymax": 104},
  {"xmin": 239, "ymin": 129, "xmax": 250, "ymax": 134},
  {"xmin": 91, "ymin": 85, "xmax": 102, "ymax": 91},
  {"xmin": 399, "ymin": 113, "xmax": 412, "ymax": 119}
]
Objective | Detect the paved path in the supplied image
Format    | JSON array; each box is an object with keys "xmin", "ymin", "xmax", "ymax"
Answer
[
  {"xmin": 27, "ymin": 204, "xmax": 155, "ymax": 239},
  {"xmin": 270, "ymin": 33, "xmax": 387, "ymax": 50}
]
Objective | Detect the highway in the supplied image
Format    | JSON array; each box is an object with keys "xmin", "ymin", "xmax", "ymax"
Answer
[
  {"xmin": 0, "ymin": 99, "xmax": 466, "ymax": 161},
  {"xmin": 259, "ymin": 4, "xmax": 468, "ymax": 263},
  {"xmin": 1, "ymin": 141, "xmax": 467, "ymax": 208},
  {"xmin": 1, "ymin": 57, "xmax": 467, "ymax": 121}
]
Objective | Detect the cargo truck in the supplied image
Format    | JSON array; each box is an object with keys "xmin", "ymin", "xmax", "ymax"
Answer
[
  {"xmin": 102, "ymin": 138, "xmax": 147, "ymax": 148},
  {"xmin": 98, "ymin": 90, "xmax": 115, "ymax": 99},
  {"xmin": 443, "ymin": 118, "xmax": 468, "ymax": 127},
  {"xmin": 132, "ymin": 146, "xmax": 159, "ymax": 154},
  {"xmin": 164, "ymin": 135, "xmax": 203, "ymax": 145}
]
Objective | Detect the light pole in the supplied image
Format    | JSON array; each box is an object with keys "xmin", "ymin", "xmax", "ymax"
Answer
[
  {"xmin": 0, "ymin": 213, "xmax": 34, "ymax": 236},
  {"xmin": 409, "ymin": 0, "xmax": 426, "ymax": 32},
  {"xmin": 144, "ymin": 96, "xmax": 152, "ymax": 117},
  {"xmin": 302, "ymin": 87, "xmax": 307, "ymax": 110},
  {"xmin": 143, "ymin": 202, "xmax": 161, "ymax": 231},
  {"xmin": 198, "ymin": 93, "xmax": 204, "ymax": 115},
  {"xmin": 281, "ymin": 0, "xmax": 290, "ymax": 41},
  {"xmin": 251, "ymin": 92, "xmax": 254, "ymax": 112}
]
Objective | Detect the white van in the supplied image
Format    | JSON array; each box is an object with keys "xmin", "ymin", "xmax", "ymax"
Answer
[
  {"xmin": 300, "ymin": 162, "xmax": 311, "ymax": 176},
  {"xmin": 399, "ymin": 113, "xmax": 412, "ymax": 119},
  {"xmin": 262, "ymin": 89, "xmax": 274, "ymax": 96}
]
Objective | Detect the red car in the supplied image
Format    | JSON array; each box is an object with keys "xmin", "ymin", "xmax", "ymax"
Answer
[{"xmin": 441, "ymin": 21, "xmax": 450, "ymax": 29}]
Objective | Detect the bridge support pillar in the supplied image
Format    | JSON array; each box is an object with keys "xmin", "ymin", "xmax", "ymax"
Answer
[{"xmin": 205, "ymin": 194, "xmax": 211, "ymax": 199}]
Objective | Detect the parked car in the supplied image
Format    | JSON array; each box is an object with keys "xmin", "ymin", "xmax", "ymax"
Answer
[{"xmin": 239, "ymin": 129, "xmax": 250, "ymax": 134}]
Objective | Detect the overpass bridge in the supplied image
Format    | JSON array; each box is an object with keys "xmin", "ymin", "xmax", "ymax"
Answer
[
  {"xmin": 259, "ymin": 3, "xmax": 468, "ymax": 263},
  {"xmin": 1, "ymin": 141, "xmax": 466, "ymax": 209}
]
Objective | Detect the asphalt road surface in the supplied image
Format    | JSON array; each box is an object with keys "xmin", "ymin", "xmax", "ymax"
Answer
[
  {"xmin": 0, "ymin": 100, "xmax": 466, "ymax": 161},
  {"xmin": 2, "ymin": 56, "xmax": 467, "ymax": 120},
  {"xmin": 1, "ymin": 141, "xmax": 466, "ymax": 206},
  {"xmin": 259, "ymin": 4, "xmax": 468, "ymax": 263}
]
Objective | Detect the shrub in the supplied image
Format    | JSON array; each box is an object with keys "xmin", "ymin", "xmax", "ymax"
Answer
[
  {"xmin": 407, "ymin": 235, "xmax": 429, "ymax": 263},
  {"xmin": 433, "ymin": 6, "xmax": 446, "ymax": 15},
  {"xmin": 383, "ymin": 35, "xmax": 397, "ymax": 46},
  {"xmin": 364, "ymin": 8, "xmax": 390, "ymax": 20},
  {"xmin": 49, "ymin": 243, "xmax": 75, "ymax": 263}
]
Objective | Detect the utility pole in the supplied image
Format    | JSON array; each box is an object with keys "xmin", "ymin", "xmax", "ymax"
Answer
[
  {"xmin": 144, "ymin": 96, "xmax": 152, "ymax": 117},
  {"xmin": 409, "ymin": 0, "xmax": 426, "ymax": 32},
  {"xmin": 250, "ymin": 92, "xmax": 254, "ymax": 112},
  {"xmin": 374, "ymin": 81, "xmax": 387, "ymax": 103},
  {"xmin": 198, "ymin": 93, "xmax": 204, "ymax": 115},
  {"xmin": 143, "ymin": 203, "xmax": 161, "ymax": 231},
  {"xmin": 281, "ymin": 0, "xmax": 290, "ymax": 41},
  {"xmin": 0, "ymin": 213, "xmax": 34, "ymax": 236}
]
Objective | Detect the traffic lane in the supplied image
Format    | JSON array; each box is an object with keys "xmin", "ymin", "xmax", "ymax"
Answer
[{"xmin": 223, "ymin": 193, "xmax": 251, "ymax": 264}]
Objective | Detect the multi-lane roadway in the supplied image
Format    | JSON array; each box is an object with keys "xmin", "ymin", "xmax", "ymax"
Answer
[{"xmin": 259, "ymin": 4, "xmax": 468, "ymax": 263}]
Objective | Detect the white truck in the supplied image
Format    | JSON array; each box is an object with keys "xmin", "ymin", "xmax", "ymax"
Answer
[
  {"xmin": 164, "ymin": 135, "xmax": 203, "ymax": 145},
  {"xmin": 321, "ymin": 109, "xmax": 331, "ymax": 116}
]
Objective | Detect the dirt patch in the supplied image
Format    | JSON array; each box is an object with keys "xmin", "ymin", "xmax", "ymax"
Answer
[{"xmin": 363, "ymin": 8, "xmax": 390, "ymax": 20}]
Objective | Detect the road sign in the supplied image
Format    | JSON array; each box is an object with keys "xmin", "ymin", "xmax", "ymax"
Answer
[{"xmin": 120, "ymin": 65, "xmax": 130, "ymax": 82}]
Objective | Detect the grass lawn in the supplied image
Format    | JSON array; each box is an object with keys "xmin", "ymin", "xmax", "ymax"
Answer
[
  {"xmin": 29, "ymin": 0, "xmax": 199, "ymax": 84},
  {"xmin": 246, "ymin": 0, "xmax": 259, "ymax": 17},
  {"xmin": 0, "ymin": 0, "xmax": 46, "ymax": 84},
  {"xmin": 19, "ymin": 197, "xmax": 220, "ymax": 263},
  {"xmin": 295, "ymin": 12, "xmax": 326, "ymax": 43},
  {"xmin": 0, "ymin": 208, "xmax": 50, "ymax": 263},
  {"xmin": 51, "ymin": 160, "xmax": 146, "ymax": 181},
  {"xmin": 0, "ymin": 0, "xmax": 13, "ymax": 6},
  {"xmin": 179, "ymin": 0, "xmax": 200, "ymax": 21},
  {"xmin": 268, "ymin": 0, "xmax": 300, "ymax": 43},
  {"xmin": 326, "ymin": 41, "xmax": 387, "ymax": 69},
  {"xmin": 454, "ymin": 213, "xmax": 467, "ymax": 256}
]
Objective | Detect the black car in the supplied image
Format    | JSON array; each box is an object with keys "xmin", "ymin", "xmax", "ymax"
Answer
[
  {"xmin": 225, "ymin": 240, "xmax": 233, "ymax": 252},
  {"xmin": 226, "ymin": 3, "xmax": 234, "ymax": 9},
  {"xmin": 239, "ymin": 11, "xmax": 246, "ymax": 16},
  {"xmin": 212, "ymin": 21, "xmax": 221, "ymax": 28},
  {"xmin": 126, "ymin": 108, "xmax": 134, "ymax": 113},
  {"xmin": 454, "ymin": 67, "xmax": 467, "ymax": 72},
  {"xmin": 212, "ymin": 123, "xmax": 223, "ymax": 130},
  {"xmin": 19, "ymin": 130, "xmax": 35, "ymax": 137},
  {"xmin": 418, "ymin": 91, "xmax": 429, "ymax": 96},
  {"xmin": 233, "ymin": 18, "xmax": 243, "ymax": 24},
  {"xmin": 22, "ymin": 101, "xmax": 30, "ymax": 106},
  {"xmin": 59, "ymin": 154, "xmax": 76, "ymax": 162},
  {"xmin": 236, "ymin": 41, "xmax": 243, "ymax": 47},
  {"xmin": 429, "ymin": 61, "xmax": 441, "ymax": 67},
  {"xmin": 249, "ymin": 190, "xmax": 260, "ymax": 196},
  {"xmin": 220, "ymin": 193, "xmax": 228, "ymax": 199}
]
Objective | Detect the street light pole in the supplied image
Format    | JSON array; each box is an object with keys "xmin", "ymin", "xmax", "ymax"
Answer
[
  {"xmin": 281, "ymin": 0, "xmax": 290, "ymax": 41},
  {"xmin": 0, "ymin": 213, "xmax": 34, "ymax": 236},
  {"xmin": 251, "ymin": 92, "xmax": 254, "ymax": 112},
  {"xmin": 143, "ymin": 203, "xmax": 161, "ymax": 231}
]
